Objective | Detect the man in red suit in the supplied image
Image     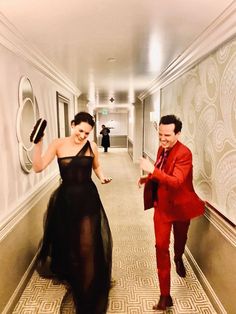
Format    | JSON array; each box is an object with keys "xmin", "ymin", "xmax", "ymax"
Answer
[{"xmin": 139, "ymin": 115, "xmax": 205, "ymax": 311}]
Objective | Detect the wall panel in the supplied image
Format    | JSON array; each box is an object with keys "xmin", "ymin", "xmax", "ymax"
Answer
[{"xmin": 159, "ymin": 36, "xmax": 236, "ymax": 313}]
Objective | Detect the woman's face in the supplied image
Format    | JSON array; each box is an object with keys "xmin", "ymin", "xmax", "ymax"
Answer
[{"xmin": 72, "ymin": 122, "xmax": 93, "ymax": 144}]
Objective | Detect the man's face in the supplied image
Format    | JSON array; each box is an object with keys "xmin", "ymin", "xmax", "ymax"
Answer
[{"xmin": 158, "ymin": 123, "xmax": 180, "ymax": 150}]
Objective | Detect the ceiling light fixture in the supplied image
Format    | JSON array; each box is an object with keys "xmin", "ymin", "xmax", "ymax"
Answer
[{"xmin": 107, "ymin": 57, "xmax": 116, "ymax": 63}]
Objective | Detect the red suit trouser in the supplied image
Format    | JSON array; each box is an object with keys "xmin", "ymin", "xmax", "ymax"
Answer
[{"xmin": 154, "ymin": 209, "xmax": 190, "ymax": 296}]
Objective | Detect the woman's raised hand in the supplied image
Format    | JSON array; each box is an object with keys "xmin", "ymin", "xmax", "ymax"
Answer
[{"xmin": 101, "ymin": 177, "xmax": 112, "ymax": 184}]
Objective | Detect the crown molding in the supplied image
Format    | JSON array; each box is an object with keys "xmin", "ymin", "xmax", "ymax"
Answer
[
  {"xmin": 139, "ymin": 1, "xmax": 236, "ymax": 100},
  {"xmin": 0, "ymin": 13, "xmax": 81, "ymax": 97}
]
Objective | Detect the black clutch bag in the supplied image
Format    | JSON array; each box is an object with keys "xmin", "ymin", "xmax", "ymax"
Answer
[{"xmin": 30, "ymin": 118, "xmax": 47, "ymax": 144}]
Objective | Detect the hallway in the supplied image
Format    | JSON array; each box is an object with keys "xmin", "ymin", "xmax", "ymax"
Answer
[{"xmin": 13, "ymin": 148, "xmax": 216, "ymax": 314}]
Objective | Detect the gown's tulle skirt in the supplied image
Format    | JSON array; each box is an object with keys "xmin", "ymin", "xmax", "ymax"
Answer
[{"xmin": 36, "ymin": 182, "xmax": 112, "ymax": 314}]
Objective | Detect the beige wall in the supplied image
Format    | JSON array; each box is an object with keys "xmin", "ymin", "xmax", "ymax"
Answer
[
  {"xmin": 0, "ymin": 17, "xmax": 78, "ymax": 312},
  {"xmin": 132, "ymin": 99, "xmax": 143, "ymax": 163},
  {"xmin": 161, "ymin": 37, "xmax": 236, "ymax": 225},
  {"xmin": 161, "ymin": 37, "xmax": 236, "ymax": 310},
  {"xmin": 143, "ymin": 92, "xmax": 160, "ymax": 161},
  {"xmin": 0, "ymin": 43, "xmax": 76, "ymax": 227},
  {"xmin": 143, "ymin": 36, "xmax": 236, "ymax": 313},
  {"xmin": 187, "ymin": 213, "xmax": 236, "ymax": 314},
  {"xmin": 97, "ymin": 112, "xmax": 128, "ymax": 136},
  {"xmin": 0, "ymin": 178, "xmax": 59, "ymax": 313}
]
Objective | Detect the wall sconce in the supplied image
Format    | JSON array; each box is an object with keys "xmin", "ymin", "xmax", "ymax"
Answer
[{"xmin": 150, "ymin": 111, "xmax": 159, "ymax": 130}]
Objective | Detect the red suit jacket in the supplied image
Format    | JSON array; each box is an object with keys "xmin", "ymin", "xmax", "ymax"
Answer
[{"xmin": 144, "ymin": 141, "xmax": 205, "ymax": 221}]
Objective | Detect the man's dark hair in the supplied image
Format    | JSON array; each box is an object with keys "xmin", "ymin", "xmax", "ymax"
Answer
[{"xmin": 159, "ymin": 114, "xmax": 182, "ymax": 134}]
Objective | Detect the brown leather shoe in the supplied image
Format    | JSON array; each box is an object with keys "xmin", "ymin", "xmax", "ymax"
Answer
[
  {"xmin": 153, "ymin": 295, "xmax": 173, "ymax": 310},
  {"xmin": 175, "ymin": 258, "xmax": 186, "ymax": 277}
]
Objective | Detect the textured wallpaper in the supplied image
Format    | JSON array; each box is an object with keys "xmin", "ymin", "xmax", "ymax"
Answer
[{"xmin": 161, "ymin": 36, "xmax": 236, "ymax": 225}]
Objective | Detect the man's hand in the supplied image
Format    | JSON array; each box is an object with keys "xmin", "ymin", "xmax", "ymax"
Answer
[
  {"xmin": 140, "ymin": 157, "xmax": 155, "ymax": 174},
  {"xmin": 138, "ymin": 175, "xmax": 148, "ymax": 188}
]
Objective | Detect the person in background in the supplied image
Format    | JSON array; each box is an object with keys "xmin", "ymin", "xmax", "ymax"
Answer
[
  {"xmin": 139, "ymin": 114, "xmax": 205, "ymax": 311},
  {"xmin": 100, "ymin": 124, "xmax": 110, "ymax": 152},
  {"xmin": 33, "ymin": 111, "xmax": 113, "ymax": 314}
]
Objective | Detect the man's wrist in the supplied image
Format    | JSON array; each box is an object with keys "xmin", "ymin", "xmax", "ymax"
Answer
[{"xmin": 150, "ymin": 165, "xmax": 155, "ymax": 173}]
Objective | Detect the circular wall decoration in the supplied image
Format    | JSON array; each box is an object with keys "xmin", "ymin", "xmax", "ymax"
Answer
[{"xmin": 16, "ymin": 76, "xmax": 39, "ymax": 173}]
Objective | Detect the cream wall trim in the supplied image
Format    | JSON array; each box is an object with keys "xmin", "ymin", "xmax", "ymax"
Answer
[
  {"xmin": 0, "ymin": 171, "xmax": 59, "ymax": 242},
  {"xmin": 205, "ymin": 205, "xmax": 236, "ymax": 247},
  {"xmin": 185, "ymin": 248, "xmax": 227, "ymax": 314},
  {"xmin": 139, "ymin": 1, "xmax": 236, "ymax": 100},
  {"xmin": 2, "ymin": 252, "xmax": 38, "ymax": 314},
  {"xmin": 0, "ymin": 13, "xmax": 81, "ymax": 96}
]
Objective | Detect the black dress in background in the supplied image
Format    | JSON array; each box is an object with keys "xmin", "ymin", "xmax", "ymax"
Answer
[
  {"xmin": 36, "ymin": 141, "xmax": 113, "ymax": 314},
  {"xmin": 100, "ymin": 128, "xmax": 110, "ymax": 152}
]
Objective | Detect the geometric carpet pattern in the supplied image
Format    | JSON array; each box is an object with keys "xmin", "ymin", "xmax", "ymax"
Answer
[
  {"xmin": 13, "ymin": 148, "xmax": 217, "ymax": 313},
  {"xmin": 13, "ymin": 273, "xmax": 66, "ymax": 314}
]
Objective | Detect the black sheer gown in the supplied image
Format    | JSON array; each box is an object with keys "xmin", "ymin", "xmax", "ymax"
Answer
[{"xmin": 36, "ymin": 141, "xmax": 113, "ymax": 314}]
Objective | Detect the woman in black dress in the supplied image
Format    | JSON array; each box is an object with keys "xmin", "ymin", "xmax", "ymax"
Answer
[{"xmin": 33, "ymin": 112, "xmax": 112, "ymax": 314}]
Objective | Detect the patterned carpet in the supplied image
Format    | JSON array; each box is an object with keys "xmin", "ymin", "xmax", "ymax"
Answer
[{"xmin": 13, "ymin": 148, "xmax": 217, "ymax": 313}]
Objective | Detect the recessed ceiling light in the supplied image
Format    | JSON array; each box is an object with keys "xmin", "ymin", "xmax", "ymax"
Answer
[{"xmin": 107, "ymin": 57, "xmax": 116, "ymax": 63}]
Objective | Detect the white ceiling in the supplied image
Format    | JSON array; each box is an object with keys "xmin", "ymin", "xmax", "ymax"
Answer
[{"xmin": 0, "ymin": 0, "xmax": 233, "ymax": 108}]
